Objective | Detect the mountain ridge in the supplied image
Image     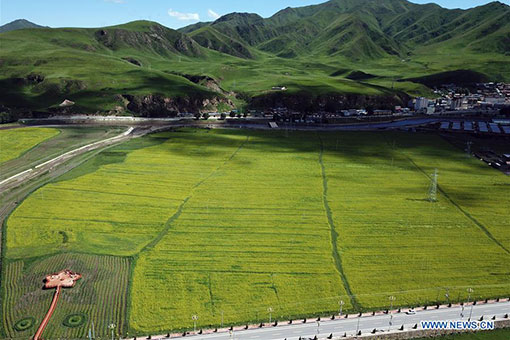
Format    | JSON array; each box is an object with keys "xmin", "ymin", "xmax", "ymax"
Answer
[
  {"xmin": 0, "ymin": 0, "xmax": 509, "ymax": 118},
  {"xmin": 179, "ymin": 0, "xmax": 510, "ymax": 60}
]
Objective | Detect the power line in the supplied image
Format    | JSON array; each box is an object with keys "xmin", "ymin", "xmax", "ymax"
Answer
[{"xmin": 428, "ymin": 168, "xmax": 438, "ymax": 202}]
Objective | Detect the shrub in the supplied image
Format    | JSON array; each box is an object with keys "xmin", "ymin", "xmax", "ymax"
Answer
[
  {"xmin": 14, "ymin": 317, "xmax": 35, "ymax": 332},
  {"xmin": 63, "ymin": 313, "xmax": 87, "ymax": 328}
]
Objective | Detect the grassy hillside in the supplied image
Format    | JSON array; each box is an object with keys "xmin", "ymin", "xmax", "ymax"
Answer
[
  {"xmin": 182, "ymin": 0, "xmax": 510, "ymax": 61},
  {"xmin": 0, "ymin": 0, "xmax": 509, "ymax": 116},
  {"xmin": 0, "ymin": 21, "xmax": 225, "ymax": 114},
  {"xmin": 3, "ymin": 129, "xmax": 509, "ymax": 337}
]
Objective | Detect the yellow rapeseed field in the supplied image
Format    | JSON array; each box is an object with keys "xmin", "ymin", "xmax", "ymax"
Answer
[
  {"xmin": 4, "ymin": 129, "xmax": 509, "ymax": 337},
  {"xmin": 0, "ymin": 127, "xmax": 59, "ymax": 164}
]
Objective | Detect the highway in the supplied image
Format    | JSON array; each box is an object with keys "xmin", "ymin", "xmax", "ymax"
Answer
[{"xmin": 140, "ymin": 301, "xmax": 510, "ymax": 340}]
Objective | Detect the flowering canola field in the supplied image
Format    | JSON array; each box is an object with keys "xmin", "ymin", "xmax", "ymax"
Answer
[{"xmin": 2, "ymin": 129, "xmax": 509, "ymax": 337}]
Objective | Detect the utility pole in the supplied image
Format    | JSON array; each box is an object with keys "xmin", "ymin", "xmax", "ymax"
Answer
[
  {"xmin": 267, "ymin": 307, "xmax": 273, "ymax": 324},
  {"xmin": 468, "ymin": 288, "xmax": 474, "ymax": 321},
  {"xmin": 389, "ymin": 296, "xmax": 396, "ymax": 331},
  {"xmin": 466, "ymin": 141, "xmax": 473, "ymax": 157},
  {"xmin": 192, "ymin": 315, "xmax": 198, "ymax": 332},
  {"xmin": 389, "ymin": 295, "xmax": 396, "ymax": 311},
  {"xmin": 428, "ymin": 169, "xmax": 438, "ymax": 202},
  {"xmin": 108, "ymin": 323, "xmax": 116, "ymax": 340},
  {"xmin": 339, "ymin": 300, "xmax": 345, "ymax": 316}
]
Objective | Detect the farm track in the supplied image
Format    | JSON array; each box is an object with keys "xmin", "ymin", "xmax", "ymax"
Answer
[
  {"xmin": 403, "ymin": 155, "xmax": 510, "ymax": 256},
  {"xmin": 318, "ymin": 137, "xmax": 360, "ymax": 311}
]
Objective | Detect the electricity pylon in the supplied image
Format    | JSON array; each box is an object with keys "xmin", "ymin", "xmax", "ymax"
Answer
[{"xmin": 428, "ymin": 169, "xmax": 438, "ymax": 202}]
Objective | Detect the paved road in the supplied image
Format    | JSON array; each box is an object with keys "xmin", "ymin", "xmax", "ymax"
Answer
[
  {"xmin": 141, "ymin": 301, "xmax": 509, "ymax": 340},
  {"xmin": 0, "ymin": 127, "xmax": 136, "ymax": 192}
]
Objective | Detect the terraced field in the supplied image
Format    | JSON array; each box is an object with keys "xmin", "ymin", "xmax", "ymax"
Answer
[
  {"xmin": 2, "ymin": 128, "xmax": 509, "ymax": 337},
  {"xmin": 0, "ymin": 127, "xmax": 59, "ymax": 165}
]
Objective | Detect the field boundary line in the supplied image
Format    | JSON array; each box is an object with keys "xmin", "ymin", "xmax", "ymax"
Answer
[
  {"xmin": 139, "ymin": 135, "xmax": 250, "ymax": 254},
  {"xmin": 193, "ymin": 135, "xmax": 250, "ymax": 189},
  {"xmin": 318, "ymin": 136, "xmax": 361, "ymax": 310},
  {"xmin": 128, "ymin": 134, "xmax": 250, "ymax": 334},
  {"xmin": 402, "ymin": 153, "xmax": 510, "ymax": 256}
]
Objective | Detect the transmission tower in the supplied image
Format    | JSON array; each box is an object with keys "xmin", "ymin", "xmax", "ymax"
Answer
[
  {"xmin": 466, "ymin": 141, "xmax": 473, "ymax": 157},
  {"xmin": 428, "ymin": 169, "xmax": 438, "ymax": 202}
]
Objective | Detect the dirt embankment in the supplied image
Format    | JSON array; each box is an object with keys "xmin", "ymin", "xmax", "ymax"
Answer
[
  {"xmin": 249, "ymin": 91, "xmax": 410, "ymax": 112},
  {"xmin": 122, "ymin": 94, "xmax": 234, "ymax": 117}
]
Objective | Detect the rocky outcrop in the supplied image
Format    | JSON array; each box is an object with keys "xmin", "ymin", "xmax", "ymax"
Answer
[
  {"xmin": 167, "ymin": 72, "xmax": 227, "ymax": 94},
  {"xmin": 121, "ymin": 57, "xmax": 142, "ymax": 66},
  {"xmin": 95, "ymin": 25, "xmax": 201, "ymax": 57},
  {"xmin": 122, "ymin": 94, "xmax": 233, "ymax": 117}
]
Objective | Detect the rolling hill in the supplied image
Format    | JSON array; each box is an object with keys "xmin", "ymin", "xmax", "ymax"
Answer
[{"xmin": 0, "ymin": 0, "xmax": 509, "ymax": 118}]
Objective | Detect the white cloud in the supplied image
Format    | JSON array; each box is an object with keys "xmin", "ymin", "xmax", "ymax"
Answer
[
  {"xmin": 104, "ymin": 0, "xmax": 125, "ymax": 3},
  {"xmin": 168, "ymin": 9, "xmax": 200, "ymax": 21},
  {"xmin": 207, "ymin": 9, "xmax": 220, "ymax": 20}
]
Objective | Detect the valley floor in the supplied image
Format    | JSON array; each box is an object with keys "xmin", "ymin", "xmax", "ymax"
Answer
[{"xmin": 1, "ymin": 128, "xmax": 509, "ymax": 338}]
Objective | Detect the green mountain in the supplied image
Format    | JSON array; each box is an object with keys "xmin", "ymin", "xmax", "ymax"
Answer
[
  {"xmin": 0, "ymin": 0, "xmax": 509, "ymax": 118},
  {"xmin": 0, "ymin": 19, "xmax": 47, "ymax": 33},
  {"xmin": 181, "ymin": 0, "xmax": 510, "ymax": 60},
  {"xmin": 0, "ymin": 21, "xmax": 230, "ymax": 115}
]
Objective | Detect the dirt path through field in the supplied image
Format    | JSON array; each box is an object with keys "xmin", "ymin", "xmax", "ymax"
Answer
[
  {"xmin": 318, "ymin": 136, "xmax": 360, "ymax": 310},
  {"xmin": 33, "ymin": 286, "xmax": 61, "ymax": 340}
]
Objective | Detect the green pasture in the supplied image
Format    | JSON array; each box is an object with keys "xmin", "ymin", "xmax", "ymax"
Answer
[{"xmin": 2, "ymin": 128, "xmax": 509, "ymax": 337}]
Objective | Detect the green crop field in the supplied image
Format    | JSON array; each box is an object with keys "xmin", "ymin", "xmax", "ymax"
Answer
[
  {"xmin": 0, "ymin": 127, "xmax": 59, "ymax": 165},
  {"xmin": 1, "ymin": 128, "xmax": 509, "ymax": 338}
]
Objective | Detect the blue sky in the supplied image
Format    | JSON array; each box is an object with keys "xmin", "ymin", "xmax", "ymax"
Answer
[{"xmin": 0, "ymin": 0, "xmax": 507, "ymax": 28}]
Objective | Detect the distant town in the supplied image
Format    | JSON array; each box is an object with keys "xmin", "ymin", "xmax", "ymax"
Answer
[{"xmin": 416, "ymin": 82, "xmax": 510, "ymax": 113}]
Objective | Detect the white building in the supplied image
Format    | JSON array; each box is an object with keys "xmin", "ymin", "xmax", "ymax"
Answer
[{"xmin": 415, "ymin": 97, "xmax": 429, "ymax": 111}]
